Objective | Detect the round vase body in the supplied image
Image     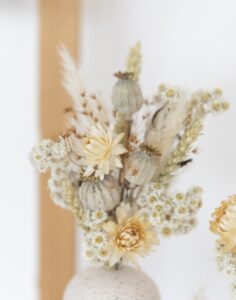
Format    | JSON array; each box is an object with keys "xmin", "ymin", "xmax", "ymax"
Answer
[{"xmin": 63, "ymin": 265, "xmax": 161, "ymax": 300}]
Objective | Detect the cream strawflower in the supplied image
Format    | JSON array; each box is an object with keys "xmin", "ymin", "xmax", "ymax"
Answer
[
  {"xmin": 210, "ymin": 195, "xmax": 236, "ymax": 253},
  {"xmin": 82, "ymin": 124, "xmax": 127, "ymax": 180},
  {"xmin": 103, "ymin": 203, "xmax": 158, "ymax": 267}
]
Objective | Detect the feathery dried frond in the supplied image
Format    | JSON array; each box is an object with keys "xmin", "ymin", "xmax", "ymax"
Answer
[
  {"xmin": 58, "ymin": 44, "xmax": 83, "ymax": 103},
  {"xmin": 126, "ymin": 41, "xmax": 142, "ymax": 81},
  {"xmin": 59, "ymin": 45, "xmax": 110, "ymax": 135},
  {"xmin": 155, "ymin": 118, "xmax": 203, "ymax": 188},
  {"xmin": 145, "ymin": 87, "xmax": 187, "ymax": 172}
]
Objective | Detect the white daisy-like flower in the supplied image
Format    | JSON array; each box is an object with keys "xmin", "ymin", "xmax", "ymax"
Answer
[
  {"xmin": 83, "ymin": 211, "xmax": 94, "ymax": 228},
  {"xmin": 30, "ymin": 138, "xmax": 68, "ymax": 173},
  {"xmin": 82, "ymin": 124, "xmax": 127, "ymax": 180},
  {"xmin": 149, "ymin": 209, "xmax": 162, "ymax": 226},
  {"xmin": 162, "ymin": 227, "xmax": 173, "ymax": 238},
  {"xmin": 50, "ymin": 160, "xmax": 67, "ymax": 180},
  {"xmin": 91, "ymin": 209, "xmax": 108, "ymax": 225},
  {"xmin": 174, "ymin": 204, "xmax": 189, "ymax": 219},
  {"xmin": 188, "ymin": 198, "xmax": 202, "ymax": 210},
  {"xmin": 176, "ymin": 218, "xmax": 197, "ymax": 235},
  {"xmin": 51, "ymin": 137, "xmax": 67, "ymax": 160},
  {"xmin": 136, "ymin": 195, "xmax": 148, "ymax": 208},
  {"xmin": 136, "ymin": 207, "xmax": 150, "ymax": 220},
  {"xmin": 29, "ymin": 139, "xmax": 54, "ymax": 173},
  {"xmin": 146, "ymin": 195, "xmax": 158, "ymax": 208},
  {"xmin": 90, "ymin": 230, "xmax": 108, "ymax": 248},
  {"xmin": 83, "ymin": 247, "xmax": 95, "ymax": 261},
  {"xmin": 96, "ymin": 246, "xmax": 110, "ymax": 261}
]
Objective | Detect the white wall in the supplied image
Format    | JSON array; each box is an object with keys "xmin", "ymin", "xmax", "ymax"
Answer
[
  {"xmin": 0, "ymin": 1, "xmax": 38, "ymax": 300},
  {"xmin": 79, "ymin": 1, "xmax": 236, "ymax": 299}
]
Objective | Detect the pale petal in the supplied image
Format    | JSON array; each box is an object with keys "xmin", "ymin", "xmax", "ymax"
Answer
[
  {"xmin": 116, "ymin": 204, "xmax": 130, "ymax": 226},
  {"xmin": 84, "ymin": 165, "xmax": 94, "ymax": 177},
  {"xmin": 114, "ymin": 157, "xmax": 123, "ymax": 168},
  {"xmin": 125, "ymin": 252, "xmax": 140, "ymax": 267},
  {"xmin": 109, "ymin": 247, "xmax": 122, "ymax": 267},
  {"xmin": 103, "ymin": 221, "xmax": 118, "ymax": 235},
  {"xmin": 112, "ymin": 132, "xmax": 124, "ymax": 145},
  {"xmin": 100, "ymin": 160, "xmax": 110, "ymax": 174},
  {"xmin": 112, "ymin": 144, "xmax": 127, "ymax": 155},
  {"xmin": 95, "ymin": 169, "xmax": 105, "ymax": 181}
]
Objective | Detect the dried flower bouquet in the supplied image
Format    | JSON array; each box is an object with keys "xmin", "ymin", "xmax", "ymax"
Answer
[{"xmin": 30, "ymin": 43, "xmax": 229, "ymax": 269}]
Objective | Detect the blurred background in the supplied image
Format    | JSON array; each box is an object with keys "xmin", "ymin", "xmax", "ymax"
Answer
[{"xmin": 1, "ymin": 0, "xmax": 236, "ymax": 299}]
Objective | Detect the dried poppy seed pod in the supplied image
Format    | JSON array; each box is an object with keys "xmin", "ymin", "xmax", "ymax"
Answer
[
  {"xmin": 124, "ymin": 149, "xmax": 159, "ymax": 186},
  {"xmin": 112, "ymin": 72, "xmax": 143, "ymax": 120},
  {"xmin": 79, "ymin": 175, "xmax": 120, "ymax": 211}
]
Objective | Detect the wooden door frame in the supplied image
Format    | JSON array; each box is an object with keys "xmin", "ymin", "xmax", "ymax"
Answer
[{"xmin": 39, "ymin": 1, "xmax": 79, "ymax": 299}]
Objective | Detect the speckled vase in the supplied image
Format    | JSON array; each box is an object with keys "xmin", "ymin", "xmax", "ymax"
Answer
[{"xmin": 63, "ymin": 265, "xmax": 161, "ymax": 300}]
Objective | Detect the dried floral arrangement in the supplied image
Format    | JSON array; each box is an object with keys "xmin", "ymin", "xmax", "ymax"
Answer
[
  {"xmin": 30, "ymin": 42, "xmax": 229, "ymax": 269},
  {"xmin": 210, "ymin": 195, "xmax": 236, "ymax": 299}
]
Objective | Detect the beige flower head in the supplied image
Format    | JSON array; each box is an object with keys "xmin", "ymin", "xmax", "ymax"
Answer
[
  {"xmin": 210, "ymin": 195, "xmax": 236, "ymax": 253},
  {"xmin": 82, "ymin": 124, "xmax": 127, "ymax": 180},
  {"xmin": 103, "ymin": 203, "xmax": 159, "ymax": 267}
]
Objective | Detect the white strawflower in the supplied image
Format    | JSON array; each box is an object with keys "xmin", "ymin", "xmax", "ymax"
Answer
[{"xmin": 82, "ymin": 124, "xmax": 127, "ymax": 180}]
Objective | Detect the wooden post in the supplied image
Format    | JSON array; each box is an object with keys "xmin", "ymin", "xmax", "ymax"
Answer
[{"xmin": 39, "ymin": 1, "xmax": 79, "ymax": 300}]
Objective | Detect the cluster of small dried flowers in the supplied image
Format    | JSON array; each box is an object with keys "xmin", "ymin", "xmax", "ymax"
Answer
[
  {"xmin": 30, "ymin": 42, "xmax": 229, "ymax": 268},
  {"xmin": 215, "ymin": 243, "xmax": 236, "ymax": 299},
  {"xmin": 137, "ymin": 185, "xmax": 203, "ymax": 237},
  {"xmin": 30, "ymin": 138, "xmax": 66, "ymax": 173},
  {"xmin": 215, "ymin": 242, "xmax": 236, "ymax": 277}
]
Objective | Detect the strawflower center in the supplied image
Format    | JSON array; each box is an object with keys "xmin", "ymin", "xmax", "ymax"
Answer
[{"xmin": 116, "ymin": 221, "xmax": 144, "ymax": 251}]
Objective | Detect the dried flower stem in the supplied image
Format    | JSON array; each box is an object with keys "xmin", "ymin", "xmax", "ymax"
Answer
[
  {"xmin": 63, "ymin": 137, "xmax": 81, "ymax": 167},
  {"xmin": 156, "ymin": 119, "xmax": 203, "ymax": 188},
  {"xmin": 118, "ymin": 118, "xmax": 132, "ymax": 202}
]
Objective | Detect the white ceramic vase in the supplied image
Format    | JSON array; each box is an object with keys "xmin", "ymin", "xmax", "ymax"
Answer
[{"xmin": 63, "ymin": 265, "xmax": 161, "ymax": 300}]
